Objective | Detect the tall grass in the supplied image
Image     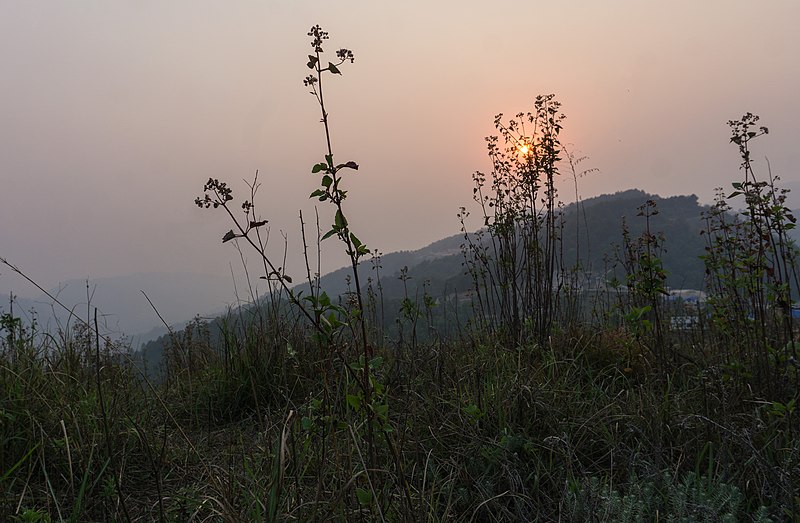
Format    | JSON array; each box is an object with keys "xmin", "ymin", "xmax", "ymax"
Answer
[{"xmin": 2, "ymin": 302, "xmax": 796, "ymax": 520}]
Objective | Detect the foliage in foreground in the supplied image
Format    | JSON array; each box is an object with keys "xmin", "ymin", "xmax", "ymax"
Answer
[{"xmin": 1, "ymin": 311, "xmax": 797, "ymax": 521}]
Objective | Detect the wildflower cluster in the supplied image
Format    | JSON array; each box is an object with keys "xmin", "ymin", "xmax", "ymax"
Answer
[{"xmin": 195, "ymin": 178, "xmax": 233, "ymax": 209}]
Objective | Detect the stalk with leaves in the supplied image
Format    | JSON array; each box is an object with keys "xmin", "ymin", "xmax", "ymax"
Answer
[
  {"xmin": 466, "ymin": 95, "xmax": 565, "ymax": 345},
  {"xmin": 702, "ymin": 113, "xmax": 799, "ymax": 391},
  {"xmin": 303, "ymin": 25, "xmax": 377, "ymax": 469},
  {"xmin": 195, "ymin": 24, "xmax": 379, "ymax": 477}
]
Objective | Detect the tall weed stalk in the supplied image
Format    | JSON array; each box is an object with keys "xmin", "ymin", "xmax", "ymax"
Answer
[
  {"xmin": 464, "ymin": 95, "xmax": 565, "ymax": 346},
  {"xmin": 702, "ymin": 113, "xmax": 799, "ymax": 393}
]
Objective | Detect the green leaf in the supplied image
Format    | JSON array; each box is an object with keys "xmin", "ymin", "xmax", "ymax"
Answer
[
  {"xmin": 328, "ymin": 62, "xmax": 341, "ymax": 75},
  {"xmin": 355, "ymin": 487, "xmax": 372, "ymax": 506},
  {"xmin": 326, "ymin": 311, "xmax": 340, "ymax": 327},
  {"xmin": 312, "ymin": 163, "xmax": 327, "ymax": 174},
  {"xmin": 350, "ymin": 233, "xmax": 362, "ymax": 248},
  {"xmin": 325, "ymin": 154, "xmax": 334, "ymax": 167},
  {"xmin": 310, "ymin": 189, "xmax": 326, "ymax": 198},
  {"xmin": 372, "ymin": 379, "xmax": 384, "ymax": 394},
  {"xmin": 222, "ymin": 230, "xmax": 238, "ymax": 243},
  {"xmin": 321, "ymin": 175, "xmax": 333, "ymax": 188},
  {"xmin": 307, "ymin": 55, "xmax": 318, "ymax": 69},
  {"xmin": 373, "ymin": 403, "xmax": 389, "ymax": 421},
  {"xmin": 322, "ymin": 228, "xmax": 337, "ymax": 241},
  {"xmin": 319, "ymin": 292, "xmax": 331, "ymax": 307},
  {"xmin": 346, "ymin": 394, "xmax": 361, "ymax": 411},
  {"xmin": 334, "ymin": 209, "xmax": 346, "ymax": 229},
  {"xmin": 336, "ymin": 161, "xmax": 359, "ymax": 171},
  {"xmin": 464, "ymin": 403, "xmax": 482, "ymax": 419}
]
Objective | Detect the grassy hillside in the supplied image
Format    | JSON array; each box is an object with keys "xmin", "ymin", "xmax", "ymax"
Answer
[{"xmin": 2, "ymin": 278, "xmax": 795, "ymax": 521}]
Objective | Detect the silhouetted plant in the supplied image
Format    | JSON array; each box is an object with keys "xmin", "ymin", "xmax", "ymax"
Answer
[
  {"xmin": 701, "ymin": 113, "xmax": 799, "ymax": 392},
  {"xmin": 619, "ymin": 200, "xmax": 668, "ymax": 369},
  {"xmin": 195, "ymin": 25, "xmax": 385, "ymax": 509},
  {"xmin": 302, "ymin": 24, "xmax": 384, "ymax": 475},
  {"xmin": 464, "ymin": 94, "xmax": 565, "ymax": 346}
]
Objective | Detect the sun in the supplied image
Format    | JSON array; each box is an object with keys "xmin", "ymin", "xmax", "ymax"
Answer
[{"xmin": 517, "ymin": 143, "xmax": 532, "ymax": 156}]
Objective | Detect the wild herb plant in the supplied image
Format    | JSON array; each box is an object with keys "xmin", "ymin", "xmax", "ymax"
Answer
[
  {"xmin": 300, "ymin": 25, "xmax": 387, "ymax": 473},
  {"xmin": 559, "ymin": 148, "xmax": 595, "ymax": 327},
  {"xmin": 195, "ymin": 26, "xmax": 389, "ymax": 511},
  {"xmin": 701, "ymin": 113, "xmax": 799, "ymax": 392},
  {"xmin": 464, "ymin": 95, "xmax": 566, "ymax": 346},
  {"xmin": 619, "ymin": 200, "xmax": 668, "ymax": 369}
]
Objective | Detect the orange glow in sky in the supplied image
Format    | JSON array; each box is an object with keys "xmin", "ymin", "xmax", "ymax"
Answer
[{"xmin": 1, "ymin": 1, "xmax": 798, "ymax": 295}]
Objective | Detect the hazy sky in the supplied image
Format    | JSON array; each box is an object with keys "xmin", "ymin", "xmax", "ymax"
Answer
[{"xmin": 2, "ymin": 1, "xmax": 799, "ymax": 298}]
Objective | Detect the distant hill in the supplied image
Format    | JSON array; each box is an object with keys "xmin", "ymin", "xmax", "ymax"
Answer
[
  {"xmin": 309, "ymin": 233, "xmax": 467, "ymax": 299},
  {"xmin": 314, "ymin": 189, "xmax": 709, "ymax": 298},
  {"xmin": 560, "ymin": 189, "xmax": 708, "ymax": 289}
]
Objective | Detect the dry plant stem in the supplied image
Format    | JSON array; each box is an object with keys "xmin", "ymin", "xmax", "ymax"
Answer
[
  {"xmin": 315, "ymin": 208, "xmax": 322, "ymax": 299},
  {"xmin": 348, "ymin": 425, "xmax": 386, "ymax": 523},
  {"xmin": 59, "ymin": 419, "xmax": 73, "ymax": 495},
  {"xmin": 246, "ymin": 173, "xmax": 276, "ymax": 297},
  {"xmin": 128, "ymin": 415, "xmax": 167, "ymax": 523},
  {"xmin": 94, "ymin": 308, "xmax": 132, "ymax": 523},
  {"xmin": 299, "ymin": 210, "xmax": 318, "ymax": 305},
  {"xmin": 141, "ymin": 290, "xmax": 186, "ymax": 369}
]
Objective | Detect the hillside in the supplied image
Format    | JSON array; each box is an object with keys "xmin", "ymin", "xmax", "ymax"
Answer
[
  {"xmin": 138, "ymin": 190, "xmax": 713, "ymax": 369},
  {"xmin": 560, "ymin": 189, "xmax": 708, "ymax": 289},
  {"xmin": 315, "ymin": 189, "xmax": 709, "ymax": 300}
]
